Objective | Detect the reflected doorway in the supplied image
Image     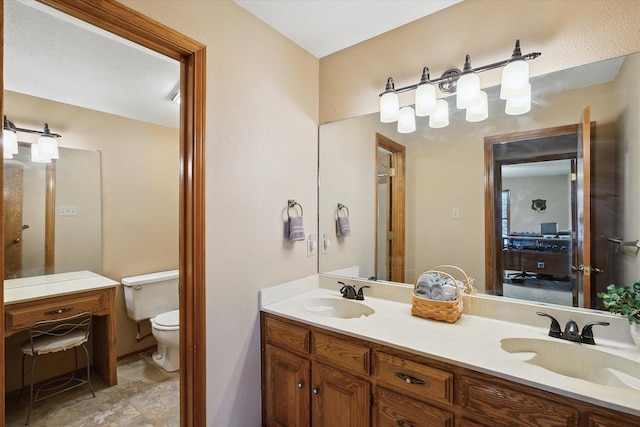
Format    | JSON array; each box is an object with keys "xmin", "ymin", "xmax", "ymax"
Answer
[
  {"xmin": 375, "ymin": 133, "xmax": 405, "ymax": 282},
  {"xmin": 484, "ymin": 118, "xmax": 611, "ymax": 309}
]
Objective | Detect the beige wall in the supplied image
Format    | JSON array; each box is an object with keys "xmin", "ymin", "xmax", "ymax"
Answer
[
  {"xmin": 615, "ymin": 53, "xmax": 640, "ymax": 284},
  {"xmin": 319, "ymin": 0, "xmax": 640, "ymax": 123},
  {"xmin": 119, "ymin": 1, "xmax": 319, "ymax": 425},
  {"xmin": 3, "ymin": 90, "xmax": 179, "ymax": 392},
  {"xmin": 503, "ymin": 175, "xmax": 572, "ymax": 233}
]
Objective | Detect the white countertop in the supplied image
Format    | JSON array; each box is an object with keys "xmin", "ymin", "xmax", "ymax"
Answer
[
  {"xmin": 260, "ymin": 275, "xmax": 640, "ymax": 417},
  {"xmin": 5, "ymin": 270, "xmax": 119, "ymax": 304}
]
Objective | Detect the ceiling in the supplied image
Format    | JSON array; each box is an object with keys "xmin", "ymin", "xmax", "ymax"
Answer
[{"xmin": 233, "ymin": 0, "xmax": 462, "ymax": 58}]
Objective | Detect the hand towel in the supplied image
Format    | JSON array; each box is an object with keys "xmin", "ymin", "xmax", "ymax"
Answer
[
  {"xmin": 337, "ymin": 216, "xmax": 351, "ymax": 236},
  {"xmin": 287, "ymin": 216, "xmax": 305, "ymax": 241}
]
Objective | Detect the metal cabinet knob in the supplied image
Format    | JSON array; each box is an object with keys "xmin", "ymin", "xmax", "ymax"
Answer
[
  {"xmin": 312, "ymin": 387, "xmax": 320, "ymax": 395},
  {"xmin": 297, "ymin": 381, "xmax": 304, "ymax": 389}
]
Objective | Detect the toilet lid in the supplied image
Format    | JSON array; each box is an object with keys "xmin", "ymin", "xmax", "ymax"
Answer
[{"xmin": 154, "ymin": 309, "xmax": 179, "ymax": 327}]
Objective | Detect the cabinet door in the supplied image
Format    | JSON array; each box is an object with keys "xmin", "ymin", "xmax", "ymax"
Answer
[
  {"xmin": 265, "ymin": 345, "xmax": 311, "ymax": 427},
  {"xmin": 311, "ymin": 362, "xmax": 370, "ymax": 427}
]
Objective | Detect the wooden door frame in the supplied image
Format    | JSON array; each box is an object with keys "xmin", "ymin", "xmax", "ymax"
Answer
[
  {"xmin": 484, "ymin": 124, "xmax": 580, "ymax": 296},
  {"xmin": 0, "ymin": 1, "xmax": 207, "ymax": 426},
  {"xmin": 375, "ymin": 133, "xmax": 405, "ymax": 283}
]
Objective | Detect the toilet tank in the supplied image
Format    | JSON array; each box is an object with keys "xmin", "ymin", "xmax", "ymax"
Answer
[{"xmin": 122, "ymin": 270, "xmax": 179, "ymax": 322}]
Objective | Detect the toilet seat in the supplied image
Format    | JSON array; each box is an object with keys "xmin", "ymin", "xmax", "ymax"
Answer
[{"xmin": 151, "ymin": 309, "xmax": 179, "ymax": 331}]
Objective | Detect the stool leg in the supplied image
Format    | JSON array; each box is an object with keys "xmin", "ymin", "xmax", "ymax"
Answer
[
  {"xmin": 25, "ymin": 355, "xmax": 39, "ymax": 426},
  {"xmin": 16, "ymin": 353, "xmax": 26, "ymax": 404},
  {"xmin": 81, "ymin": 344, "xmax": 96, "ymax": 397}
]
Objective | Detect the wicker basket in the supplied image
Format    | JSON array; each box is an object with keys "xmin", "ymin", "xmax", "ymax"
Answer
[{"xmin": 411, "ymin": 270, "xmax": 462, "ymax": 323}]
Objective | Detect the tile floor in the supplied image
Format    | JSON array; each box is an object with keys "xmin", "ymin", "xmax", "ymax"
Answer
[{"xmin": 5, "ymin": 353, "xmax": 179, "ymax": 427}]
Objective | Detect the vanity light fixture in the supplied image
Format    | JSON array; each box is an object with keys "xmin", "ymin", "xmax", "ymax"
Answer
[
  {"xmin": 2, "ymin": 116, "xmax": 62, "ymax": 163},
  {"xmin": 378, "ymin": 40, "xmax": 541, "ymax": 133}
]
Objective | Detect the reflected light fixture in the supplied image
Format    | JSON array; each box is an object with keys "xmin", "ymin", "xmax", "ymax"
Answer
[
  {"xmin": 378, "ymin": 40, "xmax": 541, "ymax": 133},
  {"xmin": 2, "ymin": 116, "xmax": 62, "ymax": 163},
  {"xmin": 3, "ymin": 116, "xmax": 19, "ymax": 159}
]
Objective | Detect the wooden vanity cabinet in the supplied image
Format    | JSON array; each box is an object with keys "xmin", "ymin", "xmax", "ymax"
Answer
[
  {"xmin": 262, "ymin": 315, "xmax": 370, "ymax": 427},
  {"xmin": 261, "ymin": 312, "xmax": 640, "ymax": 427}
]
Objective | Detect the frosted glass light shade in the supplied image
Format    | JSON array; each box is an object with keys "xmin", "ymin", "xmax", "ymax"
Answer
[
  {"xmin": 415, "ymin": 83, "xmax": 436, "ymax": 117},
  {"xmin": 466, "ymin": 90, "xmax": 489, "ymax": 122},
  {"xmin": 3, "ymin": 129, "xmax": 18, "ymax": 159},
  {"xmin": 31, "ymin": 143, "xmax": 52, "ymax": 163},
  {"xmin": 500, "ymin": 60, "xmax": 529, "ymax": 100},
  {"xmin": 429, "ymin": 99, "xmax": 449, "ymax": 128},
  {"xmin": 456, "ymin": 72, "xmax": 480, "ymax": 109},
  {"xmin": 38, "ymin": 135, "xmax": 59, "ymax": 159},
  {"xmin": 397, "ymin": 106, "xmax": 416, "ymax": 134},
  {"xmin": 380, "ymin": 92, "xmax": 400, "ymax": 123},
  {"xmin": 505, "ymin": 83, "xmax": 531, "ymax": 115}
]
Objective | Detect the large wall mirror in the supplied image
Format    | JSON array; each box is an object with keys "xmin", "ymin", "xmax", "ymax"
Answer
[
  {"xmin": 319, "ymin": 52, "xmax": 640, "ymax": 310},
  {"xmin": 4, "ymin": 144, "xmax": 101, "ymax": 279}
]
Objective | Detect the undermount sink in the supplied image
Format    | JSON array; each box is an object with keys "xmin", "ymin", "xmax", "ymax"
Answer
[
  {"xmin": 501, "ymin": 337, "xmax": 640, "ymax": 390},
  {"xmin": 303, "ymin": 297, "xmax": 375, "ymax": 319}
]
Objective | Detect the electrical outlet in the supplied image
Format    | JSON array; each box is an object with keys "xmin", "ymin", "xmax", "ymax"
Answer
[{"xmin": 60, "ymin": 206, "xmax": 77, "ymax": 216}]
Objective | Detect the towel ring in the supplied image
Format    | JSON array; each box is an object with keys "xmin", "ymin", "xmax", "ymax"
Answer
[
  {"xmin": 337, "ymin": 203, "xmax": 349, "ymax": 218},
  {"xmin": 287, "ymin": 200, "xmax": 303, "ymax": 218}
]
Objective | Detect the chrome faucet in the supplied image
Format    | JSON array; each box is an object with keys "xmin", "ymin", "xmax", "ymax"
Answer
[{"xmin": 536, "ymin": 312, "xmax": 609, "ymax": 345}]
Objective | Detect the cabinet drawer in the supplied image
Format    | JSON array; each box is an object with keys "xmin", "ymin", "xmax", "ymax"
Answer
[
  {"xmin": 374, "ymin": 352, "xmax": 453, "ymax": 404},
  {"xmin": 5, "ymin": 291, "xmax": 110, "ymax": 333},
  {"xmin": 459, "ymin": 376, "xmax": 578, "ymax": 427},
  {"xmin": 377, "ymin": 387, "xmax": 454, "ymax": 427},
  {"xmin": 265, "ymin": 317, "xmax": 310, "ymax": 354},
  {"xmin": 312, "ymin": 332, "xmax": 370, "ymax": 375}
]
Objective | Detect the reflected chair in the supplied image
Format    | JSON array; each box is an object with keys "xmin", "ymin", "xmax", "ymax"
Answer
[{"xmin": 16, "ymin": 312, "xmax": 95, "ymax": 425}]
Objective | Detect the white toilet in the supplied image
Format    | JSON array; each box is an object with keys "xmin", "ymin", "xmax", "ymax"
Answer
[{"xmin": 122, "ymin": 270, "xmax": 180, "ymax": 372}]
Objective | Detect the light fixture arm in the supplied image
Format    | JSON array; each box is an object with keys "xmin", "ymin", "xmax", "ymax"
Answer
[
  {"xmin": 2, "ymin": 118, "xmax": 62, "ymax": 139},
  {"xmin": 378, "ymin": 40, "xmax": 541, "ymax": 97}
]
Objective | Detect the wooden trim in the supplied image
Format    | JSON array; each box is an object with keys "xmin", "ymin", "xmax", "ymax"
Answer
[
  {"xmin": 2, "ymin": 1, "xmax": 207, "ymax": 426},
  {"xmin": 44, "ymin": 162, "xmax": 55, "ymax": 273},
  {"xmin": 375, "ymin": 133, "xmax": 406, "ymax": 283}
]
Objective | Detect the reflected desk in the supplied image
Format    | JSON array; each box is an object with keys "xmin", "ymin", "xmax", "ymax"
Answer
[{"xmin": 4, "ymin": 271, "xmax": 118, "ymax": 387}]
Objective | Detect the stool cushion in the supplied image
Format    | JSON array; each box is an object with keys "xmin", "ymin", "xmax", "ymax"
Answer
[{"xmin": 21, "ymin": 329, "xmax": 88, "ymax": 356}]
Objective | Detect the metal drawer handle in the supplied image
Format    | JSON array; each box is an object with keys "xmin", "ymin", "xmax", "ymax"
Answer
[
  {"xmin": 395, "ymin": 419, "xmax": 416, "ymax": 427},
  {"xmin": 44, "ymin": 307, "xmax": 73, "ymax": 316},
  {"xmin": 395, "ymin": 371, "xmax": 428, "ymax": 386}
]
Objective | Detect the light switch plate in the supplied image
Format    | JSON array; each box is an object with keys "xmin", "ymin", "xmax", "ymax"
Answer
[{"xmin": 60, "ymin": 206, "xmax": 77, "ymax": 216}]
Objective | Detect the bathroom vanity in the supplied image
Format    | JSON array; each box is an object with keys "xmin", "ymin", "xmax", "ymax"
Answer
[
  {"xmin": 260, "ymin": 276, "xmax": 640, "ymax": 427},
  {"xmin": 4, "ymin": 271, "xmax": 118, "ymax": 386}
]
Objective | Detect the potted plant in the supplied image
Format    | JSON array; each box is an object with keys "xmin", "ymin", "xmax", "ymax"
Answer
[{"xmin": 597, "ymin": 281, "xmax": 640, "ymax": 348}]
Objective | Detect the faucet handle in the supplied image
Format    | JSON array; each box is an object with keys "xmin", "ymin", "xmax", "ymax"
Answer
[
  {"xmin": 580, "ymin": 321, "xmax": 610, "ymax": 345},
  {"xmin": 356, "ymin": 285, "xmax": 370, "ymax": 301},
  {"xmin": 536, "ymin": 312, "xmax": 562, "ymax": 338},
  {"xmin": 563, "ymin": 319, "xmax": 581, "ymax": 342}
]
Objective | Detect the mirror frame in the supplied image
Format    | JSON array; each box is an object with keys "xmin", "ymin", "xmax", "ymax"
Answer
[{"xmin": 0, "ymin": 1, "xmax": 207, "ymax": 425}]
